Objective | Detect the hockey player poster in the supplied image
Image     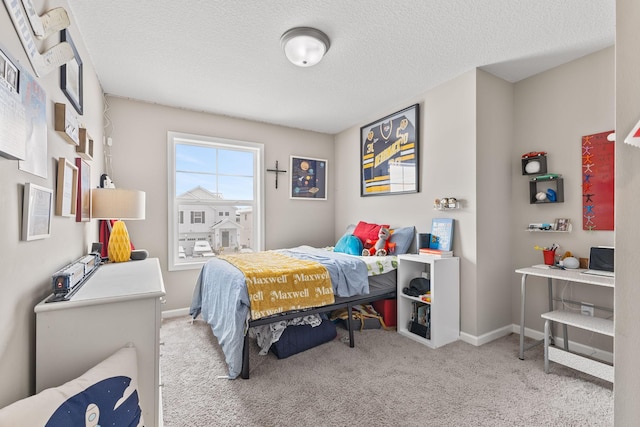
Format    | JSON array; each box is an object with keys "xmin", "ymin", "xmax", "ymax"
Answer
[{"xmin": 360, "ymin": 104, "xmax": 420, "ymax": 196}]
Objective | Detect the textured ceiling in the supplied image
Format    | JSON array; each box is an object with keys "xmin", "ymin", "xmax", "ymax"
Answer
[{"xmin": 66, "ymin": 0, "xmax": 614, "ymax": 135}]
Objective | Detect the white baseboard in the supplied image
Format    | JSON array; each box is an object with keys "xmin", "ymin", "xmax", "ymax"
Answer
[
  {"xmin": 460, "ymin": 324, "xmax": 512, "ymax": 346},
  {"xmin": 162, "ymin": 307, "xmax": 190, "ymax": 319}
]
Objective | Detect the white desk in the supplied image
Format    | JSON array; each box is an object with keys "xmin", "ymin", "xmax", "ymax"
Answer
[{"xmin": 515, "ymin": 266, "xmax": 614, "ymax": 360}]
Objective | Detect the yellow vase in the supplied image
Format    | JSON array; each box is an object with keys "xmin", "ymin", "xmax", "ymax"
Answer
[{"xmin": 108, "ymin": 220, "xmax": 131, "ymax": 262}]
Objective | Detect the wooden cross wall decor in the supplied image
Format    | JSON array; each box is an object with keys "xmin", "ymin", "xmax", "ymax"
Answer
[{"xmin": 267, "ymin": 161, "xmax": 287, "ymax": 189}]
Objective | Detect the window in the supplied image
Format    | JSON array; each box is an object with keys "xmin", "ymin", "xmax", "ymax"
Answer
[
  {"xmin": 192, "ymin": 211, "xmax": 205, "ymax": 224},
  {"xmin": 168, "ymin": 132, "xmax": 264, "ymax": 271}
]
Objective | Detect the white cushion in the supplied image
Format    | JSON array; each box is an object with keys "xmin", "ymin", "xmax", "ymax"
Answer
[{"xmin": 0, "ymin": 346, "xmax": 143, "ymax": 426}]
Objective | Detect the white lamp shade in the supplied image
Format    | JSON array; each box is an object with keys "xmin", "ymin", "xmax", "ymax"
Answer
[
  {"xmin": 91, "ymin": 188, "xmax": 146, "ymax": 220},
  {"xmin": 281, "ymin": 27, "xmax": 330, "ymax": 67}
]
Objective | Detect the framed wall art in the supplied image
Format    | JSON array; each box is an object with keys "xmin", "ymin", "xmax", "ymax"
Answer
[
  {"xmin": 581, "ymin": 130, "xmax": 614, "ymax": 230},
  {"xmin": 60, "ymin": 29, "xmax": 83, "ymax": 115},
  {"xmin": 75, "ymin": 157, "xmax": 91, "ymax": 222},
  {"xmin": 290, "ymin": 156, "xmax": 327, "ymax": 200},
  {"xmin": 0, "ymin": 45, "xmax": 26, "ymax": 161},
  {"xmin": 360, "ymin": 104, "xmax": 420, "ymax": 196},
  {"xmin": 22, "ymin": 182, "xmax": 53, "ymax": 241},
  {"xmin": 554, "ymin": 218, "xmax": 570, "ymax": 232},
  {"xmin": 0, "ymin": 47, "xmax": 19, "ymax": 92},
  {"xmin": 55, "ymin": 157, "xmax": 78, "ymax": 216}
]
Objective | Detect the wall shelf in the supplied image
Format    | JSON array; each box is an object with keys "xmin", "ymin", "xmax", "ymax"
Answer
[
  {"xmin": 521, "ymin": 154, "xmax": 548, "ymax": 175},
  {"xmin": 525, "ymin": 228, "xmax": 572, "ymax": 233},
  {"xmin": 434, "ymin": 202, "xmax": 460, "ymax": 210},
  {"xmin": 54, "ymin": 102, "xmax": 79, "ymax": 146},
  {"xmin": 76, "ymin": 128, "xmax": 94, "ymax": 160},
  {"xmin": 529, "ymin": 175, "xmax": 564, "ymax": 204}
]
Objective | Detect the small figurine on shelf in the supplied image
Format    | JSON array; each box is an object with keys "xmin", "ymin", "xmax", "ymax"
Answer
[{"xmin": 435, "ymin": 197, "xmax": 459, "ymax": 209}]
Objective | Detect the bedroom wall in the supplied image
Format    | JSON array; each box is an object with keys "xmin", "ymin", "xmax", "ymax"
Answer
[
  {"xmin": 334, "ymin": 70, "xmax": 485, "ymax": 339},
  {"xmin": 0, "ymin": 1, "xmax": 105, "ymax": 407},
  {"xmin": 335, "ymin": 48, "xmax": 614, "ymax": 346},
  {"xmin": 475, "ymin": 70, "xmax": 514, "ymax": 339},
  {"xmin": 614, "ymin": 0, "xmax": 640, "ymax": 422},
  {"xmin": 510, "ymin": 47, "xmax": 615, "ymax": 352},
  {"xmin": 103, "ymin": 97, "xmax": 335, "ymax": 311}
]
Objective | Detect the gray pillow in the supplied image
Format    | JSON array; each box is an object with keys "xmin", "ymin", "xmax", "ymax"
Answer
[
  {"xmin": 336, "ymin": 224, "xmax": 356, "ymax": 244},
  {"xmin": 389, "ymin": 226, "xmax": 416, "ymax": 254}
]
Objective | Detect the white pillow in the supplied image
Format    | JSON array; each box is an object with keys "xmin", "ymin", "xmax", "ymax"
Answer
[{"xmin": 0, "ymin": 346, "xmax": 143, "ymax": 427}]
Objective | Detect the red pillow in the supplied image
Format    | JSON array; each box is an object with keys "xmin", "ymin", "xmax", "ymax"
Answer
[{"xmin": 353, "ymin": 221, "xmax": 390, "ymax": 244}]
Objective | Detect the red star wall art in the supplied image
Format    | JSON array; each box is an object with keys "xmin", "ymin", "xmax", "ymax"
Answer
[{"xmin": 582, "ymin": 130, "xmax": 615, "ymax": 231}]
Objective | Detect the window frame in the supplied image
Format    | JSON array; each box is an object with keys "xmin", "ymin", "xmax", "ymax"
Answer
[{"xmin": 167, "ymin": 131, "xmax": 265, "ymax": 271}]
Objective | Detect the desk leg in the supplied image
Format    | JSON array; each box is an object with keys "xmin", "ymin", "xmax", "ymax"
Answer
[
  {"xmin": 544, "ymin": 318, "xmax": 550, "ymax": 373},
  {"xmin": 547, "ymin": 277, "xmax": 554, "ymax": 345},
  {"xmin": 519, "ymin": 274, "xmax": 527, "ymax": 360}
]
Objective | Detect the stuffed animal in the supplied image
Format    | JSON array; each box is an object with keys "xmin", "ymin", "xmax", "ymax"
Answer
[{"xmin": 362, "ymin": 227, "xmax": 391, "ymax": 256}]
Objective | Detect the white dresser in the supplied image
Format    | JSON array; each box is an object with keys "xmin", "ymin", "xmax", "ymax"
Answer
[{"xmin": 34, "ymin": 258, "xmax": 166, "ymax": 426}]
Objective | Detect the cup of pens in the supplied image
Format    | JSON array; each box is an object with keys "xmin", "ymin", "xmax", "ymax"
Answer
[
  {"xmin": 543, "ymin": 249, "xmax": 555, "ymax": 265},
  {"xmin": 538, "ymin": 243, "xmax": 559, "ymax": 265}
]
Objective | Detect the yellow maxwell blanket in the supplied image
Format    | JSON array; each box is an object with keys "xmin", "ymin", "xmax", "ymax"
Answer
[{"xmin": 219, "ymin": 252, "xmax": 335, "ymax": 320}]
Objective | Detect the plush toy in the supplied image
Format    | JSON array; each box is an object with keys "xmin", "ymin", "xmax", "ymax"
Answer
[{"xmin": 362, "ymin": 227, "xmax": 391, "ymax": 256}]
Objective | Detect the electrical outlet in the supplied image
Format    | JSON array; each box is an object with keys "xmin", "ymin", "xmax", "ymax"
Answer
[{"xmin": 581, "ymin": 302, "xmax": 594, "ymax": 317}]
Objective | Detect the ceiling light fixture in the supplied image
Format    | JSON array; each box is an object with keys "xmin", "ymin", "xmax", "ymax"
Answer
[{"xmin": 281, "ymin": 27, "xmax": 330, "ymax": 67}]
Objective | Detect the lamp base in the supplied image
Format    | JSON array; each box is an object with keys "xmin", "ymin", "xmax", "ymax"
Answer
[{"xmin": 108, "ymin": 220, "xmax": 131, "ymax": 262}]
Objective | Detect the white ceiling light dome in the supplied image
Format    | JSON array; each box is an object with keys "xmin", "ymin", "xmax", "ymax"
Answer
[{"xmin": 281, "ymin": 27, "xmax": 330, "ymax": 67}]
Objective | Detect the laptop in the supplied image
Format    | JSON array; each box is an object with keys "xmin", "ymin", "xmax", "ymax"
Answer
[{"xmin": 581, "ymin": 246, "xmax": 614, "ymax": 277}]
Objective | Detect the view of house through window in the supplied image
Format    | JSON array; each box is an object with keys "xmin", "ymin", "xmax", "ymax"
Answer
[{"xmin": 168, "ymin": 132, "xmax": 264, "ymax": 270}]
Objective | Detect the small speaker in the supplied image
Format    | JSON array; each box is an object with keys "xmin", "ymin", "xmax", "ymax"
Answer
[
  {"xmin": 130, "ymin": 249, "xmax": 149, "ymax": 261},
  {"xmin": 90, "ymin": 242, "xmax": 103, "ymax": 254}
]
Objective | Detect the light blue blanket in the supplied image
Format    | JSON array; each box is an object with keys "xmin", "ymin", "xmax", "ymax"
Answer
[{"xmin": 190, "ymin": 246, "xmax": 369, "ymax": 379}]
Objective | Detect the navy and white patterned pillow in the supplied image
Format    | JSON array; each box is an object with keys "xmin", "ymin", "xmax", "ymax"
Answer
[{"xmin": 0, "ymin": 346, "xmax": 143, "ymax": 427}]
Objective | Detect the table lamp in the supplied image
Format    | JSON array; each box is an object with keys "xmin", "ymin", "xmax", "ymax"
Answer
[{"xmin": 91, "ymin": 188, "xmax": 146, "ymax": 262}]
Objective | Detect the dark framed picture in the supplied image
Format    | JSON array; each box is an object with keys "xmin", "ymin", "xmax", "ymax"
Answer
[
  {"xmin": 22, "ymin": 182, "xmax": 53, "ymax": 241},
  {"xmin": 0, "ymin": 48, "xmax": 19, "ymax": 93},
  {"xmin": 75, "ymin": 157, "xmax": 91, "ymax": 222},
  {"xmin": 360, "ymin": 104, "xmax": 419, "ymax": 196},
  {"xmin": 290, "ymin": 156, "xmax": 327, "ymax": 200},
  {"xmin": 60, "ymin": 29, "xmax": 83, "ymax": 115}
]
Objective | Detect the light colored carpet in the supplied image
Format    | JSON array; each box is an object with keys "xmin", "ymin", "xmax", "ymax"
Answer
[{"xmin": 160, "ymin": 316, "xmax": 613, "ymax": 426}]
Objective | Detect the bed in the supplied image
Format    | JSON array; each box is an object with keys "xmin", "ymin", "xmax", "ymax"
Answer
[{"xmin": 189, "ymin": 223, "xmax": 414, "ymax": 379}]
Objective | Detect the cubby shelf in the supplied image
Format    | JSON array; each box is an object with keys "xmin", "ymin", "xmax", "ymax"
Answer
[
  {"xmin": 521, "ymin": 154, "xmax": 548, "ymax": 175},
  {"xmin": 396, "ymin": 254, "xmax": 460, "ymax": 349},
  {"xmin": 529, "ymin": 176, "xmax": 564, "ymax": 204}
]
